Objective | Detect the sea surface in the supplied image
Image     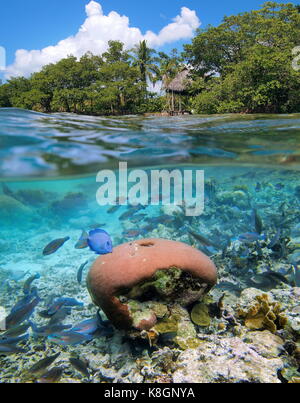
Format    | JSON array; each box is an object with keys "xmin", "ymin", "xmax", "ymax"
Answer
[{"xmin": 0, "ymin": 108, "xmax": 300, "ymax": 383}]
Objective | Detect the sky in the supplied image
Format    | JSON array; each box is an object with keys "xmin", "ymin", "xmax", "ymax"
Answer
[{"xmin": 0, "ymin": 0, "xmax": 298, "ymax": 79}]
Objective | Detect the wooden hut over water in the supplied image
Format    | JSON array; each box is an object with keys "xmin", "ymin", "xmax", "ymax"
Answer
[{"xmin": 164, "ymin": 69, "xmax": 192, "ymax": 115}]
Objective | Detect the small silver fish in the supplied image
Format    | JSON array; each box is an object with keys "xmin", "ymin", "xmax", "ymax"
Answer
[
  {"xmin": 69, "ymin": 357, "xmax": 90, "ymax": 378},
  {"xmin": 29, "ymin": 353, "xmax": 61, "ymax": 375},
  {"xmin": 77, "ymin": 261, "xmax": 89, "ymax": 284},
  {"xmin": 0, "ymin": 344, "xmax": 25, "ymax": 355}
]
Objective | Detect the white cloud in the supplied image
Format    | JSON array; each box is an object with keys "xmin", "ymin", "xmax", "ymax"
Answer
[{"xmin": 5, "ymin": 1, "xmax": 201, "ymax": 78}]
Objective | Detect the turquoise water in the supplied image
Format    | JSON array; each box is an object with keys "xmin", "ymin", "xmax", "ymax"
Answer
[
  {"xmin": 1, "ymin": 108, "xmax": 300, "ymax": 178},
  {"xmin": 0, "ymin": 108, "xmax": 300, "ymax": 383}
]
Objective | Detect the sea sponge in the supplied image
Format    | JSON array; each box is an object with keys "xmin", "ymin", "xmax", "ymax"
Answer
[
  {"xmin": 237, "ymin": 294, "xmax": 287, "ymax": 333},
  {"xmin": 87, "ymin": 238, "xmax": 218, "ymax": 331}
]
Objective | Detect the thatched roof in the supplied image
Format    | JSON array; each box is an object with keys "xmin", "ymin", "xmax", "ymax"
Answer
[{"xmin": 164, "ymin": 69, "xmax": 191, "ymax": 93}]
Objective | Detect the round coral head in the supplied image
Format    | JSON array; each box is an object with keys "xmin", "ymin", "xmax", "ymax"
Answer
[{"xmin": 87, "ymin": 238, "xmax": 218, "ymax": 330}]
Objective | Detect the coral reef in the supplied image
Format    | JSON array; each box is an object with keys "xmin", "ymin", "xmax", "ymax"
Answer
[
  {"xmin": 15, "ymin": 189, "xmax": 54, "ymax": 207},
  {"xmin": 0, "ymin": 195, "xmax": 33, "ymax": 226},
  {"xmin": 51, "ymin": 193, "xmax": 87, "ymax": 217},
  {"xmin": 87, "ymin": 239, "xmax": 217, "ymax": 332},
  {"xmin": 2, "ymin": 165, "xmax": 300, "ymax": 384},
  {"xmin": 237, "ymin": 292, "xmax": 287, "ymax": 333},
  {"xmin": 173, "ymin": 332, "xmax": 285, "ymax": 383}
]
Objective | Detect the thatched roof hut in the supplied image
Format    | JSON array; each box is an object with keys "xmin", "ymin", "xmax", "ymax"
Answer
[{"xmin": 164, "ymin": 69, "xmax": 192, "ymax": 94}]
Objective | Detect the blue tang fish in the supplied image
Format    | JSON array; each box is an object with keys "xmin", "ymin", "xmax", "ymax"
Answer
[
  {"xmin": 76, "ymin": 229, "xmax": 113, "ymax": 255},
  {"xmin": 88, "ymin": 229, "xmax": 113, "ymax": 255}
]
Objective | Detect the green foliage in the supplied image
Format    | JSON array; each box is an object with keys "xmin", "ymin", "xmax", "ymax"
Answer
[
  {"xmin": 0, "ymin": 84, "xmax": 11, "ymax": 107},
  {"xmin": 131, "ymin": 40, "xmax": 160, "ymax": 88},
  {"xmin": 158, "ymin": 49, "xmax": 183, "ymax": 87},
  {"xmin": 1, "ymin": 3, "xmax": 300, "ymax": 115},
  {"xmin": 135, "ymin": 95, "xmax": 166, "ymax": 114},
  {"xmin": 186, "ymin": 2, "xmax": 300, "ymax": 114},
  {"xmin": 0, "ymin": 41, "xmax": 164, "ymax": 115}
]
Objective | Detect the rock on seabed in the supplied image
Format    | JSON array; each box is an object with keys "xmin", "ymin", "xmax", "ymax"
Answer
[{"xmin": 173, "ymin": 332, "xmax": 284, "ymax": 383}]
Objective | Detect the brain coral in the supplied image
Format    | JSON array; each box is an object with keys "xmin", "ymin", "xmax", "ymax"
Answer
[{"xmin": 87, "ymin": 238, "xmax": 218, "ymax": 331}]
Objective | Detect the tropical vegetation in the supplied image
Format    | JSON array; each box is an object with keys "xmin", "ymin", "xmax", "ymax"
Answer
[{"xmin": 0, "ymin": 2, "xmax": 299, "ymax": 115}]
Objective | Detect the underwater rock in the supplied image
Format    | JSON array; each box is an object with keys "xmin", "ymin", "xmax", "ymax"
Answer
[
  {"xmin": 50, "ymin": 192, "xmax": 87, "ymax": 217},
  {"xmin": 153, "ymin": 304, "xmax": 202, "ymax": 350},
  {"xmin": 15, "ymin": 189, "xmax": 53, "ymax": 207},
  {"xmin": 161, "ymin": 205, "xmax": 183, "ymax": 216},
  {"xmin": 173, "ymin": 335, "xmax": 284, "ymax": 383},
  {"xmin": 243, "ymin": 330, "xmax": 284, "ymax": 359},
  {"xmin": 0, "ymin": 195, "xmax": 33, "ymax": 225},
  {"xmin": 87, "ymin": 238, "xmax": 217, "ymax": 331},
  {"xmin": 217, "ymin": 190, "xmax": 249, "ymax": 209}
]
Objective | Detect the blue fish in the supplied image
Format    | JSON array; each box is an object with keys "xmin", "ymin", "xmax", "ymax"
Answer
[
  {"xmin": 6, "ymin": 296, "xmax": 41, "ymax": 329},
  {"xmin": 87, "ymin": 229, "xmax": 113, "ymax": 255},
  {"xmin": 237, "ymin": 233, "xmax": 266, "ymax": 244},
  {"xmin": 0, "ymin": 334, "xmax": 29, "ymax": 345},
  {"xmin": 57, "ymin": 297, "xmax": 83, "ymax": 308},
  {"xmin": 48, "ymin": 331, "xmax": 93, "ymax": 346},
  {"xmin": 275, "ymin": 183, "xmax": 285, "ymax": 191},
  {"xmin": 239, "ymin": 247, "xmax": 250, "ymax": 259},
  {"xmin": 75, "ymin": 229, "xmax": 113, "ymax": 255},
  {"xmin": 41, "ymin": 297, "xmax": 83, "ymax": 317},
  {"xmin": 255, "ymin": 182, "xmax": 261, "ymax": 192},
  {"xmin": 0, "ymin": 322, "xmax": 31, "ymax": 338},
  {"xmin": 48, "ymin": 307, "xmax": 72, "ymax": 325},
  {"xmin": 11, "ymin": 292, "xmax": 38, "ymax": 314},
  {"xmin": 71, "ymin": 318, "xmax": 99, "ymax": 335},
  {"xmin": 31, "ymin": 322, "xmax": 72, "ymax": 337},
  {"xmin": 0, "ymin": 345, "xmax": 26, "ymax": 355},
  {"xmin": 268, "ymin": 229, "xmax": 281, "ymax": 249}
]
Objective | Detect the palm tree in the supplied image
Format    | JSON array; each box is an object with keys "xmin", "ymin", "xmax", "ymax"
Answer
[
  {"xmin": 131, "ymin": 40, "xmax": 160, "ymax": 89},
  {"xmin": 158, "ymin": 49, "xmax": 182, "ymax": 88},
  {"xmin": 158, "ymin": 50, "xmax": 185, "ymax": 113}
]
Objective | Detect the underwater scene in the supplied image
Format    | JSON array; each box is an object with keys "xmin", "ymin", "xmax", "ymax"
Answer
[{"xmin": 0, "ymin": 108, "xmax": 300, "ymax": 383}]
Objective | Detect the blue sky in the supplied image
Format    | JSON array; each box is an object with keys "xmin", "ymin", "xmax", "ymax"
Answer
[{"xmin": 0, "ymin": 0, "xmax": 297, "ymax": 79}]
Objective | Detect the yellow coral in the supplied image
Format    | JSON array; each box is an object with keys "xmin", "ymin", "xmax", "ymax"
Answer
[
  {"xmin": 238, "ymin": 294, "xmax": 287, "ymax": 333},
  {"xmin": 154, "ymin": 314, "xmax": 180, "ymax": 334}
]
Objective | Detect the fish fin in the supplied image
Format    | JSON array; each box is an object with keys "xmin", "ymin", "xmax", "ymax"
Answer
[
  {"xmin": 75, "ymin": 231, "xmax": 89, "ymax": 249},
  {"xmin": 79, "ymin": 230, "xmax": 89, "ymax": 240},
  {"xmin": 89, "ymin": 229, "xmax": 108, "ymax": 236},
  {"xmin": 75, "ymin": 241, "xmax": 89, "ymax": 249}
]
